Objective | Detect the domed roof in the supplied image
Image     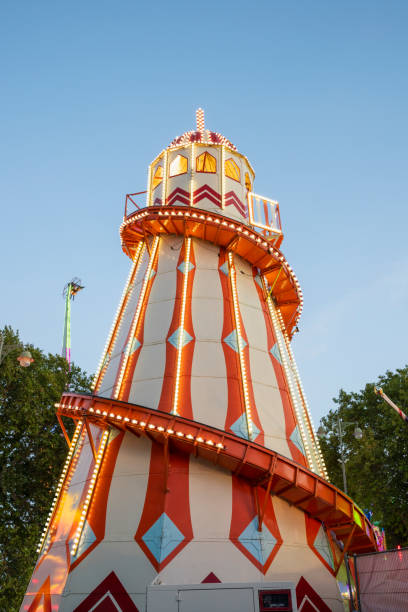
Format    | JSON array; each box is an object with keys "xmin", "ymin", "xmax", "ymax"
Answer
[
  {"xmin": 168, "ymin": 129, "xmax": 236, "ymax": 151},
  {"xmin": 167, "ymin": 109, "xmax": 237, "ymax": 151}
]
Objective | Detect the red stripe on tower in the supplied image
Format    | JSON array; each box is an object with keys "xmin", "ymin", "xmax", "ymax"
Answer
[
  {"xmin": 218, "ymin": 249, "xmax": 263, "ymax": 444},
  {"xmin": 70, "ymin": 428, "xmax": 125, "ymax": 571},
  {"xmin": 252, "ymin": 270, "xmax": 307, "ymax": 466},
  {"xmin": 119, "ymin": 243, "xmax": 160, "ymax": 402},
  {"xmin": 229, "ymin": 476, "xmax": 282, "ymax": 573},
  {"xmin": 110, "ymin": 246, "xmax": 152, "ymax": 400},
  {"xmin": 157, "ymin": 238, "xmax": 196, "ymax": 418},
  {"xmin": 135, "ymin": 444, "xmax": 193, "ymax": 571}
]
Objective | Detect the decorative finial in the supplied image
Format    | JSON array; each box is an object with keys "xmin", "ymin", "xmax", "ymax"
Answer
[{"xmin": 196, "ymin": 108, "xmax": 205, "ymax": 132}]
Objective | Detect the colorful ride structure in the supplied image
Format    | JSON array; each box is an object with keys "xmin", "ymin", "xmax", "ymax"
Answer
[
  {"xmin": 62, "ymin": 278, "xmax": 84, "ymax": 366},
  {"xmin": 21, "ymin": 110, "xmax": 377, "ymax": 612}
]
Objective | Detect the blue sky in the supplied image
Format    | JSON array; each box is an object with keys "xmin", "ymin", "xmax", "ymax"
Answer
[{"xmin": 1, "ymin": 1, "xmax": 407, "ymax": 424}]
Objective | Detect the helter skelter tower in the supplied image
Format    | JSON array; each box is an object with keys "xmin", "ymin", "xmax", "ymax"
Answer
[{"xmin": 22, "ymin": 110, "xmax": 377, "ymax": 612}]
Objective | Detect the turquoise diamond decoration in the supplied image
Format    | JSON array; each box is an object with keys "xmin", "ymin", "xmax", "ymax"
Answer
[
  {"xmin": 290, "ymin": 425, "xmax": 305, "ymax": 456},
  {"xmin": 70, "ymin": 520, "xmax": 97, "ymax": 562},
  {"xmin": 254, "ymin": 274, "xmax": 263, "ymax": 289},
  {"xmin": 148, "ymin": 268, "xmax": 157, "ymax": 280},
  {"xmin": 142, "ymin": 512, "xmax": 184, "ymax": 563},
  {"xmin": 314, "ymin": 525, "xmax": 334, "ymax": 569},
  {"xmin": 223, "ymin": 330, "xmax": 247, "ymax": 353},
  {"xmin": 238, "ymin": 517, "xmax": 277, "ymax": 566},
  {"xmin": 108, "ymin": 427, "xmax": 121, "ymax": 442},
  {"xmin": 231, "ymin": 414, "xmax": 260, "ymax": 441},
  {"xmin": 178, "ymin": 261, "xmax": 195, "ymax": 274},
  {"xmin": 128, "ymin": 338, "xmax": 141, "ymax": 354},
  {"xmin": 168, "ymin": 327, "xmax": 193, "ymax": 349},
  {"xmin": 270, "ymin": 343, "xmax": 282, "ymax": 364},
  {"xmin": 219, "ymin": 262, "xmax": 229, "ymax": 276},
  {"xmin": 102, "ymin": 352, "xmax": 111, "ymax": 367}
]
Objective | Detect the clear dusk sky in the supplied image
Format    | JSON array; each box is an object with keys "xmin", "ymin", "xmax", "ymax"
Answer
[{"xmin": 1, "ymin": 1, "xmax": 407, "ymax": 425}]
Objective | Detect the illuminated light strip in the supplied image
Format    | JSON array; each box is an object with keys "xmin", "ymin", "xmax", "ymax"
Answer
[
  {"xmin": 36, "ymin": 420, "xmax": 83, "ymax": 553},
  {"xmin": 173, "ymin": 237, "xmax": 192, "ymax": 415},
  {"xmin": 275, "ymin": 308, "xmax": 328, "ymax": 479},
  {"xmin": 70, "ymin": 428, "xmax": 109, "ymax": 557},
  {"xmin": 190, "ymin": 143, "xmax": 195, "ymax": 207},
  {"xmin": 113, "ymin": 236, "xmax": 160, "ymax": 399},
  {"xmin": 228, "ymin": 252, "xmax": 254, "ymax": 439},
  {"xmin": 146, "ymin": 159, "xmax": 152, "ymax": 207},
  {"xmin": 276, "ymin": 307, "xmax": 324, "ymax": 474},
  {"xmin": 221, "ymin": 145, "xmax": 226, "ymax": 209},
  {"xmin": 63, "ymin": 403, "xmax": 226, "ymax": 449},
  {"xmin": 261, "ymin": 275, "xmax": 314, "ymax": 468},
  {"xmin": 92, "ymin": 242, "xmax": 145, "ymax": 392},
  {"xmin": 162, "ymin": 150, "xmax": 168, "ymax": 206}
]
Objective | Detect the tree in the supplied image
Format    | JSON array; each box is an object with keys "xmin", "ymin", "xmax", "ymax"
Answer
[
  {"xmin": 319, "ymin": 365, "xmax": 408, "ymax": 549},
  {"xmin": 0, "ymin": 326, "xmax": 92, "ymax": 611}
]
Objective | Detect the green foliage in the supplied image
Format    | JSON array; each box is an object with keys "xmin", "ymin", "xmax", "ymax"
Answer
[
  {"xmin": 0, "ymin": 326, "xmax": 92, "ymax": 611},
  {"xmin": 319, "ymin": 365, "xmax": 408, "ymax": 549}
]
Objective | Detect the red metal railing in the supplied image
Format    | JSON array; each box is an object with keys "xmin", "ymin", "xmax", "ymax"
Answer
[{"xmin": 124, "ymin": 191, "xmax": 147, "ymax": 218}]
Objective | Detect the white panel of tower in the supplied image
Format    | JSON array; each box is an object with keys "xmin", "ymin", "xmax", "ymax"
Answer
[
  {"xmin": 98, "ymin": 248, "xmax": 150, "ymax": 398},
  {"xmin": 235, "ymin": 255, "xmax": 292, "ymax": 458},
  {"xmin": 190, "ymin": 239, "xmax": 228, "ymax": 430},
  {"xmin": 127, "ymin": 236, "xmax": 179, "ymax": 409}
]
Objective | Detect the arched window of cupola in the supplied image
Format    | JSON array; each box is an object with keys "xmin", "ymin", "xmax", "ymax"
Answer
[
  {"xmin": 196, "ymin": 151, "xmax": 216, "ymax": 173},
  {"xmin": 225, "ymin": 158, "xmax": 240, "ymax": 182},
  {"xmin": 169, "ymin": 154, "xmax": 188, "ymax": 177},
  {"xmin": 245, "ymin": 172, "xmax": 252, "ymax": 192},
  {"xmin": 152, "ymin": 165, "xmax": 163, "ymax": 189}
]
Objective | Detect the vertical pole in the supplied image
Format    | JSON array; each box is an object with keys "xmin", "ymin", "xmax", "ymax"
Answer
[
  {"xmin": 354, "ymin": 554, "xmax": 362, "ymax": 611},
  {"xmin": 62, "ymin": 283, "xmax": 72, "ymax": 368},
  {"xmin": 338, "ymin": 418, "xmax": 348, "ymax": 495},
  {"xmin": 344, "ymin": 553, "xmax": 354, "ymax": 612}
]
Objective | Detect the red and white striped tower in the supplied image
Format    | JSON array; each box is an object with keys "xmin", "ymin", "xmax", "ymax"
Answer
[{"xmin": 21, "ymin": 111, "xmax": 377, "ymax": 612}]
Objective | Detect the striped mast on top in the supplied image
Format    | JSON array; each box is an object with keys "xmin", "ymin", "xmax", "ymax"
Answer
[{"xmin": 196, "ymin": 108, "xmax": 205, "ymax": 132}]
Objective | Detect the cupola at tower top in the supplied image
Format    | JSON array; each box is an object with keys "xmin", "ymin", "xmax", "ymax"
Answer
[{"xmin": 168, "ymin": 108, "xmax": 238, "ymax": 151}]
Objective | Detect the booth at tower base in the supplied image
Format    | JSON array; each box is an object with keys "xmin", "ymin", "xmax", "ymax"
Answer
[{"xmin": 21, "ymin": 111, "xmax": 377, "ymax": 612}]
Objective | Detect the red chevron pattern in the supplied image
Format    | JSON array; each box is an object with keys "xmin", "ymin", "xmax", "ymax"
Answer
[
  {"xmin": 193, "ymin": 184, "xmax": 222, "ymax": 208},
  {"xmin": 153, "ymin": 197, "xmax": 162, "ymax": 206},
  {"xmin": 166, "ymin": 187, "xmax": 190, "ymax": 207},
  {"xmin": 225, "ymin": 190, "xmax": 247, "ymax": 217},
  {"xmin": 74, "ymin": 571, "xmax": 139, "ymax": 611},
  {"xmin": 296, "ymin": 576, "xmax": 331, "ymax": 611}
]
